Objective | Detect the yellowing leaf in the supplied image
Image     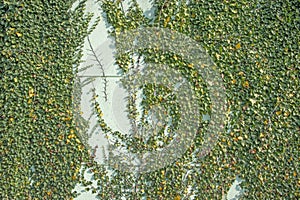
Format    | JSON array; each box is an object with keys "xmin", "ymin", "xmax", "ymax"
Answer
[
  {"xmin": 238, "ymin": 71, "xmax": 244, "ymax": 76},
  {"xmin": 235, "ymin": 43, "xmax": 241, "ymax": 49},
  {"xmin": 260, "ymin": 133, "xmax": 265, "ymax": 138},
  {"xmin": 243, "ymin": 81, "xmax": 249, "ymax": 88},
  {"xmin": 64, "ymin": 116, "xmax": 71, "ymax": 121},
  {"xmin": 284, "ymin": 112, "xmax": 289, "ymax": 117},
  {"xmin": 68, "ymin": 134, "xmax": 76, "ymax": 139},
  {"xmin": 174, "ymin": 195, "xmax": 181, "ymax": 200},
  {"xmin": 16, "ymin": 32, "xmax": 22, "ymax": 37},
  {"xmin": 187, "ymin": 63, "xmax": 194, "ymax": 68},
  {"xmin": 75, "ymin": 138, "xmax": 81, "ymax": 144},
  {"xmin": 29, "ymin": 88, "xmax": 34, "ymax": 98},
  {"xmin": 78, "ymin": 145, "xmax": 84, "ymax": 151},
  {"xmin": 158, "ymin": 96, "xmax": 163, "ymax": 102},
  {"xmin": 165, "ymin": 16, "xmax": 170, "ymax": 23}
]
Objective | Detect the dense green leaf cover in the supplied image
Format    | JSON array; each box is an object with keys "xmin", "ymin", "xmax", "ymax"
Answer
[
  {"xmin": 1, "ymin": 0, "xmax": 299, "ymax": 199},
  {"xmin": 91, "ymin": 0, "xmax": 299, "ymax": 199},
  {"xmin": 0, "ymin": 0, "xmax": 93, "ymax": 199}
]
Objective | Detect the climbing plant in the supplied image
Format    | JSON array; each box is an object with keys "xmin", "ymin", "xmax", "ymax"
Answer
[
  {"xmin": 0, "ymin": 0, "xmax": 96, "ymax": 199},
  {"xmin": 87, "ymin": 0, "xmax": 299, "ymax": 199},
  {"xmin": 1, "ymin": 0, "xmax": 299, "ymax": 199}
]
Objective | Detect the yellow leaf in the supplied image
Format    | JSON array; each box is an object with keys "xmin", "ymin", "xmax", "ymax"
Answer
[
  {"xmin": 68, "ymin": 134, "xmax": 75, "ymax": 139},
  {"xmin": 75, "ymin": 167, "xmax": 80, "ymax": 173},
  {"xmin": 29, "ymin": 88, "xmax": 34, "ymax": 98},
  {"xmin": 78, "ymin": 145, "xmax": 84, "ymax": 151},
  {"xmin": 284, "ymin": 112, "xmax": 289, "ymax": 117},
  {"xmin": 158, "ymin": 96, "xmax": 163, "ymax": 102},
  {"xmin": 75, "ymin": 138, "xmax": 81, "ymax": 144},
  {"xmin": 235, "ymin": 43, "xmax": 241, "ymax": 49},
  {"xmin": 258, "ymin": 175, "xmax": 263, "ymax": 182},
  {"xmin": 227, "ymin": 141, "xmax": 231, "ymax": 146},
  {"xmin": 238, "ymin": 71, "xmax": 244, "ymax": 76},
  {"xmin": 16, "ymin": 32, "xmax": 22, "ymax": 37},
  {"xmin": 201, "ymin": 64, "xmax": 207, "ymax": 68},
  {"xmin": 115, "ymin": 28, "xmax": 121, "ymax": 35},
  {"xmin": 64, "ymin": 117, "xmax": 71, "ymax": 121},
  {"xmin": 260, "ymin": 133, "xmax": 264, "ymax": 138},
  {"xmin": 187, "ymin": 63, "xmax": 194, "ymax": 68},
  {"xmin": 58, "ymin": 135, "xmax": 63, "ymax": 140},
  {"xmin": 65, "ymin": 78, "xmax": 70, "ymax": 83},
  {"xmin": 165, "ymin": 16, "xmax": 170, "ymax": 23},
  {"xmin": 242, "ymin": 81, "xmax": 249, "ymax": 88},
  {"xmin": 174, "ymin": 195, "xmax": 181, "ymax": 200},
  {"xmin": 14, "ymin": 77, "xmax": 17, "ymax": 83}
]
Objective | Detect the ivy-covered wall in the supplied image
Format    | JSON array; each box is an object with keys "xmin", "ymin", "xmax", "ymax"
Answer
[
  {"xmin": 92, "ymin": 0, "xmax": 299, "ymax": 199},
  {"xmin": 0, "ymin": 0, "xmax": 92, "ymax": 199},
  {"xmin": 1, "ymin": 0, "xmax": 299, "ymax": 199}
]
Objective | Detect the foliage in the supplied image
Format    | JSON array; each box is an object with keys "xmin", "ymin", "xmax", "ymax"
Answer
[
  {"xmin": 88, "ymin": 0, "xmax": 300, "ymax": 199},
  {"xmin": 0, "ymin": 0, "xmax": 94, "ymax": 199},
  {"xmin": 1, "ymin": 0, "xmax": 299, "ymax": 199}
]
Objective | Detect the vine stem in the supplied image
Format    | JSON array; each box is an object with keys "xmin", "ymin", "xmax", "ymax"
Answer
[
  {"xmin": 157, "ymin": 0, "xmax": 169, "ymax": 23},
  {"xmin": 87, "ymin": 36, "xmax": 108, "ymax": 101}
]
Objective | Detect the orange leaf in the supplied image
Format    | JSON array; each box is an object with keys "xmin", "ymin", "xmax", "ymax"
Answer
[{"xmin": 174, "ymin": 195, "xmax": 181, "ymax": 200}]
